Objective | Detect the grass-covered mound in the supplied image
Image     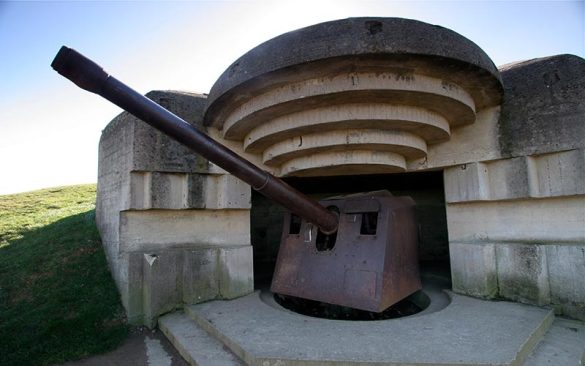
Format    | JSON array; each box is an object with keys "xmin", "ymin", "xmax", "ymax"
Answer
[{"xmin": 0, "ymin": 184, "xmax": 128, "ymax": 366}]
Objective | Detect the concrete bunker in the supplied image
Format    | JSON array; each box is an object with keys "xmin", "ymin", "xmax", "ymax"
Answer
[{"xmin": 94, "ymin": 17, "xmax": 585, "ymax": 329}]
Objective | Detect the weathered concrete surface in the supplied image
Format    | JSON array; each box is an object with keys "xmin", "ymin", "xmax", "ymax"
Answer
[
  {"xmin": 450, "ymin": 242, "xmax": 498, "ymax": 298},
  {"xmin": 440, "ymin": 86, "xmax": 585, "ymax": 321},
  {"xmin": 446, "ymin": 196, "xmax": 585, "ymax": 243},
  {"xmin": 183, "ymin": 290, "xmax": 553, "ymax": 366},
  {"xmin": 182, "ymin": 249, "xmax": 219, "ymax": 304},
  {"xmin": 499, "ymin": 54, "xmax": 585, "ymax": 158},
  {"xmin": 218, "ymin": 246, "xmax": 254, "ymax": 299},
  {"xmin": 205, "ymin": 17, "xmax": 502, "ymax": 123},
  {"xmin": 447, "ymin": 193, "xmax": 585, "ymax": 319},
  {"xmin": 127, "ymin": 91, "xmax": 209, "ymax": 173},
  {"xmin": 451, "ymin": 241, "xmax": 585, "ymax": 320},
  {"xmin": 496, "ymin": 244, "xmax": 550, "ymax": 307},
  {"xmin": 128, "ymin": 171, "xmax": 252, "ymax": 210},
  {"xmin": 546, "ymin": 245, "xmax": 585, "ymax": 320},
  {"xmin": 119, "ymin": 210, "xmax": 250, "ymax": 252},
  {"xmin": 159, "ymin": 312, "xmax": 244, "ymax": 366},
  {"xmin": 409, "ymin": 106, "xmax": 503, "ymax": 171},
  {"xmin": 142, "ymin": 252, "xmax": 183, "ymax": 327},
  {"xmin": 119, "ymin": 246, "xmax": 255, "ymax": 328},
  {"xmin": 444, "ymin": 150, "xmax": 585, "ymax": 202}
]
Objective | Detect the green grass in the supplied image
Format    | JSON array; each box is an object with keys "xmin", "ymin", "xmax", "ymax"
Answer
[{"xmin": 0, "ymin": 184, "xmax": 128, "ymax": 366}]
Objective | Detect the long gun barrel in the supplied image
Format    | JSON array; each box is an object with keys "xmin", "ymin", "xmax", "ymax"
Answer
[{"xmin": 51, "ymin": 46, "xmax": 338, "ymax": 234}]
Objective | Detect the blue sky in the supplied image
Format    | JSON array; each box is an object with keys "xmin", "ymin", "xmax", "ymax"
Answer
[{"xmin": 0, "ymin": 0, "xmax": 583, "ymax": 194}]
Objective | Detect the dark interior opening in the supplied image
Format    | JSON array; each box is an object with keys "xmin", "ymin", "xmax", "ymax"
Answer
[
  {"xmin": 315, "ymin": 228, "xmax": 337, "ymax": 252},
  {"xmin": 289, "ymin": 214, "xmax": 302, "ymax": 235},
  {"xmin": 360, "ymin": 212, "xmax": 378, "ymax": 235},
  {"xmin": 250, "ymin": 171, "xmax": 451, "ymax": 288},
  {"xmin": 273, "ymin": 290, "xmax": 429, "ymax": 320}
]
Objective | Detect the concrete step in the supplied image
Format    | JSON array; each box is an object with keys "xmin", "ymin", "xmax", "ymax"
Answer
[
  {"xmin": 159, "ymin": 312, "xmax": 245, "ymax": 366},
  {"xmin": 524, "ymin": 317, "xmax": 585, "ymax": 366}
]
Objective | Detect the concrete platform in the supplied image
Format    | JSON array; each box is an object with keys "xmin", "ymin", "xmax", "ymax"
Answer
[
  {"xmin": 183, "ymin": 292, "xmax": 552, "ymax": 366},
  {"xmin": 158, "ymin": 269, "xmax": 585, "ymax": 365}
]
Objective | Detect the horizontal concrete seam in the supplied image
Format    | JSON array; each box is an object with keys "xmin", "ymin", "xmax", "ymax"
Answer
[
  {"xmin": 119, "ymin": 244, "xmax": 251, "ymax": 254},
  {"xmin": 118, "ymin": 245, "xmax": 252, "ymax": 254},
  {"xmin": 119, "ymin": 208, "xmax": 252, "ymax": 213},
  {"xmin": 129, "ymin": 169, "xmax": 233, "ymax": 176},
  {"xmin": 449, "ymin": 240, "xmax": 585, "ymax": 246},
  {"xmin": 445, "ymin": 193, "xmax": 585, "ymax": 204},
  {"xmin": 499, "ymin": 147, "xmax": 585, "ymax": 161}
]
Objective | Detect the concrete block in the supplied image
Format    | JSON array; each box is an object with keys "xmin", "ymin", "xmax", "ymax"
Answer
[
  {"xmin": 499, "ymin": 54, "xmax": 585, "ymax": 157},
  {"xmin": 119, "ymin": 210, "xmax": 251, "ymax": 252},
  {"xmin": 218, "ymin": 246, "xmax": 254, "ymax": 299},
  {"xmin": 414, "ymin": 106, "xmax": 502, "ymax": 170},
  {"xmin": 546, "ymin": 244, "xmax": 585, "ymax": 320},
  {"xmin": 444, "ymin": 162, "xmax": 489, "ymax": 202},
  {"xmin": 131, "ymin": 91, "xmax": 210, "ymax": 173},
  {"xmin": 142, "ymin": 251, "xmax": 183, "ymax": 328},
  {"xmin": 487, "ymin": 157, "xmax": 531, "ymax": 200},
  {"xmin": 129, "ymin": 172, "xmax": 151, "ymax": 209},
  {"xmin": 183, "ymin": 249, "xmax": 219, "ymax": 304},
  {"xmin": 450, "ymin": 242, "xmax": 498, "ymax": 298},
  {"xmin": 151, "ymin": 172, "xmax": 188, "ymax": 209},
  {"xmin": 130, "ymin": 172, "xmax": 232, "ymax": 210},
  {"xmin": 530, "ymin": 149, "xmax": 585, "ymax": 198},
  {"xmin": 119, "ymin": 252, "xmax": 144, "ymax": 325},
  {"xmin": 446, "ymin": 196, "xmax": 585, "ymax": 243},
  {"xmin": 444, "ymin": 152, "xmax": 583, "ymax": 202},
  {"xmin": 186, "ymin": 173, "xmax": 206, "ymax": 209},
  {"xmin": 205, "ymin": 174, "xmax": 251, "ymax": 209},
  {"xmin": 496, "ymin": 244, "xmax": 550, "ymax": 306}
]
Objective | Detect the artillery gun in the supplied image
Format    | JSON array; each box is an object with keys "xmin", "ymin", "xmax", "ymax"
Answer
[{"xmin": 51, "ymin": 46, "xmax": 421, "ymax": 312}]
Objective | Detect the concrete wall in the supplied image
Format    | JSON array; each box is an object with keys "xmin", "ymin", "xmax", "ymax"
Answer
[
  {"xmin": 96, "ymin": 91, "xmax": 253, "ymax": 327},
  {"xmin": 441, "ymin": 55, "xmax": 585, "ymax": 320}
]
